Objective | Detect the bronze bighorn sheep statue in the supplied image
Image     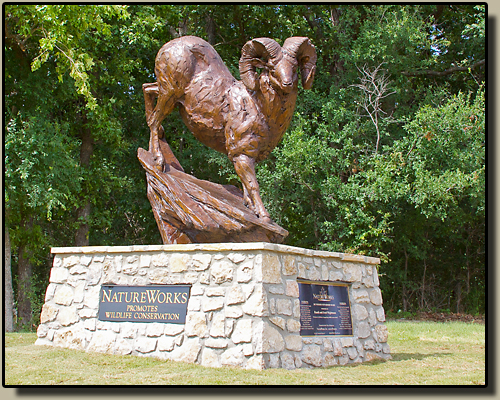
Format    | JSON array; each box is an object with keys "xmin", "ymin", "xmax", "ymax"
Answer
[{"xmin": 143, "ymin": 36, "xmax": 316, "ymax": 224}]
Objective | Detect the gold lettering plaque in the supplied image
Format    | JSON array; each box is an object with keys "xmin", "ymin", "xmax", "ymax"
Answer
[
  {"xmin": 98, "ymin": 285, "xmax": 190, "ymax": 323},
  {"xmin": 298, "ymin": 280, "xmax": 353, "ymax": 337}
]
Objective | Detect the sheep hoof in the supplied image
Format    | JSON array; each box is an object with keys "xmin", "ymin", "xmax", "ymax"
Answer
[
  {"xmin": 260, "ymin": 215, "xmax": 272, "ymax": 224},
  {"xmin": 153, "ymin": 154, "xmax": 165, "ymax": 172}
]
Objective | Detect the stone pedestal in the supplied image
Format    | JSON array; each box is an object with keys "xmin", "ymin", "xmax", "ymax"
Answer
[{"xmin": 35, "ymin": 243, "xmax": 391, "ymax": 369}]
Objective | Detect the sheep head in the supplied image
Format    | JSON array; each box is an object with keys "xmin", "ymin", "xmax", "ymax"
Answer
[{"xmin": 239, "ymin": 37, "xmax": 317, "ymax": 93}]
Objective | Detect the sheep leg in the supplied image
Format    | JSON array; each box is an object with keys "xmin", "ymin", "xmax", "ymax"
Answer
[
  {"xmin": 143, "ymin": 83, "xmax": 164, "ymax": 169},
  {"xmin": 143, "ymin": 83, "xmax": 158, "ymax": 125},
  {"xmin": 232, "ymin": 154, "xmax": 272, "ymax": 224},
  {"xmin": 143, "ymin": 83, "xmax": 175, "ymax": 170}
]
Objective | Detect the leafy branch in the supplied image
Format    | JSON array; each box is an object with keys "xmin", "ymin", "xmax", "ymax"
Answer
[{"xmin": 402, "ymin": 59, "xmax": 485, "ymax": 78}]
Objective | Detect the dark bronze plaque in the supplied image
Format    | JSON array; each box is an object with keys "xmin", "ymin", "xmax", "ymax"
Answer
[
  {"xmin": 98, "ymin": 285, "xmax": 190, "ymax": 324},
  {"xmin": 298, "ymin": 280, "xmax": 353, "ymax": 336}
]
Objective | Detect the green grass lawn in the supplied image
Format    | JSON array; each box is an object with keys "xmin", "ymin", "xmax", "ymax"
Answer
[{"xmin": 4, "ymin": 321, "xmax": 485, "ymax": 385}]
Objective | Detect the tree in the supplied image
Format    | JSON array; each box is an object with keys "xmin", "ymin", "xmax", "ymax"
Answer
[
  {"xmin": 5, "ymin": 112, "xmax": 82, "ymax": 328},
  {"xmin": 351, "ymin": 64, "xmax": 396, "ymax": 153},
  {"xmin": 256, "ymin": 5, "xmax": 485, "ymax": 313},
  {"xmin": 5, "ymin": 224, "xmax": 14, "ymax": 332},
  {"xmin": 5, "ymin": 5, "xmax": 132, "ymax": 328}
]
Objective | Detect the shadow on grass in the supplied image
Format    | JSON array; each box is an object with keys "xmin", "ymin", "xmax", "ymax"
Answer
[
  {"xmin": 389, "ymin": 352, "xmax": 453, "ymax": 362},
  {"xmin": 330, "ymin": 352, "xmax": 453, "ymax": 368}
]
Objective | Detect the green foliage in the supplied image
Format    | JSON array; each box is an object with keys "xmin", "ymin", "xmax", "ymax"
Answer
[
  {"xmin": 6, "ymin": 5, "xmax": 129, "ymax": 109},
  {"xmin": 5, "ymin": 113, "xmax": 80, "ymax": 220},
  {"xmin": 379, "ymin": 89, "xmax": 485, "ymax": 314},
  {"xmin": 255, "ymin": 5, "xmax": 484, "ymax": 313}
]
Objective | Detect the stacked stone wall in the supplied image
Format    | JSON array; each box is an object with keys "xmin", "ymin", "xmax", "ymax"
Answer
[{"xmin": 35, "ymin": 243, "xmax": 390, "ymax": 369}]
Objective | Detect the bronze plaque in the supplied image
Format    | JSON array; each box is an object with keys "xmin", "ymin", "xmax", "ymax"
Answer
[
  {"xmin": 298, "ymin": 280, "xmax": 353, "ymax": 336},
  {"xmin": 98, "ymin": 285, "xmax": 190, "ymax": 324}
]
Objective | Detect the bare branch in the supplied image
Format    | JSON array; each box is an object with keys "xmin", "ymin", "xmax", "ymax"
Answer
[{"xmin": 350, "ymin": 64, "xmax": 396, "ymax": 153}]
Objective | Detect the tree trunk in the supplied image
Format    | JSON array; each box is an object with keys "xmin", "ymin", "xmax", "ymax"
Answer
[
  {"xmin": 455, "ymin": 280, "xmax": 462, "ymax": 314},
  {"xmin": 329, "ymin": 7, "xmax": 345, "ymax": 78},
  {"xmin": 74, "ymin": 122, "xmax": 93, "ymax": 247},
  {"xmin": 16, "ymin": 217, "xmax": 34, "ymax": 330},
  {"xmin": 205, "ymin": 12, "xmax": 216, "ymax": 45},
  {"xmin": 465, "ymin": 241, "xmax": 471, "ymax": 295},
  {"xmin": 403, "ymin": 249, "xmax": 408, "ymax": 312},
  {"xmin": 75, "ymin": 202, "xmax": 91, "ymax": 246},
  {"xmin": 233, "ymin": 5, "xmax": 247, "ymax": 48},
  {"xmin": 4, "ymin": 224, "xmax": 14, "ymax": 332},
  {"xmin": 421, "ymin": 258, "xmax": 427, "ymax": 310},
  {"xmin": 310, "ymin": 196, "xmax": 319, "ymax": 249}
]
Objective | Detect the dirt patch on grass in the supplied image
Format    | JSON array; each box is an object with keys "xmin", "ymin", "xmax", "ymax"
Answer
[{"xmin": 392, "ymin": 312, "xmax": 485, "ymax": 324}]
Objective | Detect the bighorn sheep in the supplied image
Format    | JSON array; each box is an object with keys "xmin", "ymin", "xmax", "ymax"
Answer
[{"xmin": 143, "ymin": 35, "xmax": 316, "ymax": 223}]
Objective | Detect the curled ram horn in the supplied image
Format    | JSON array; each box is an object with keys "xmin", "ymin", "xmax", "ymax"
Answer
[
  {"xmin": 239, "ymin": 37, "xmax": 282, "ymax": 91},
  {"xmin": 282, "ymin": 37, "xmax": 317, "ymax": 90}
]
